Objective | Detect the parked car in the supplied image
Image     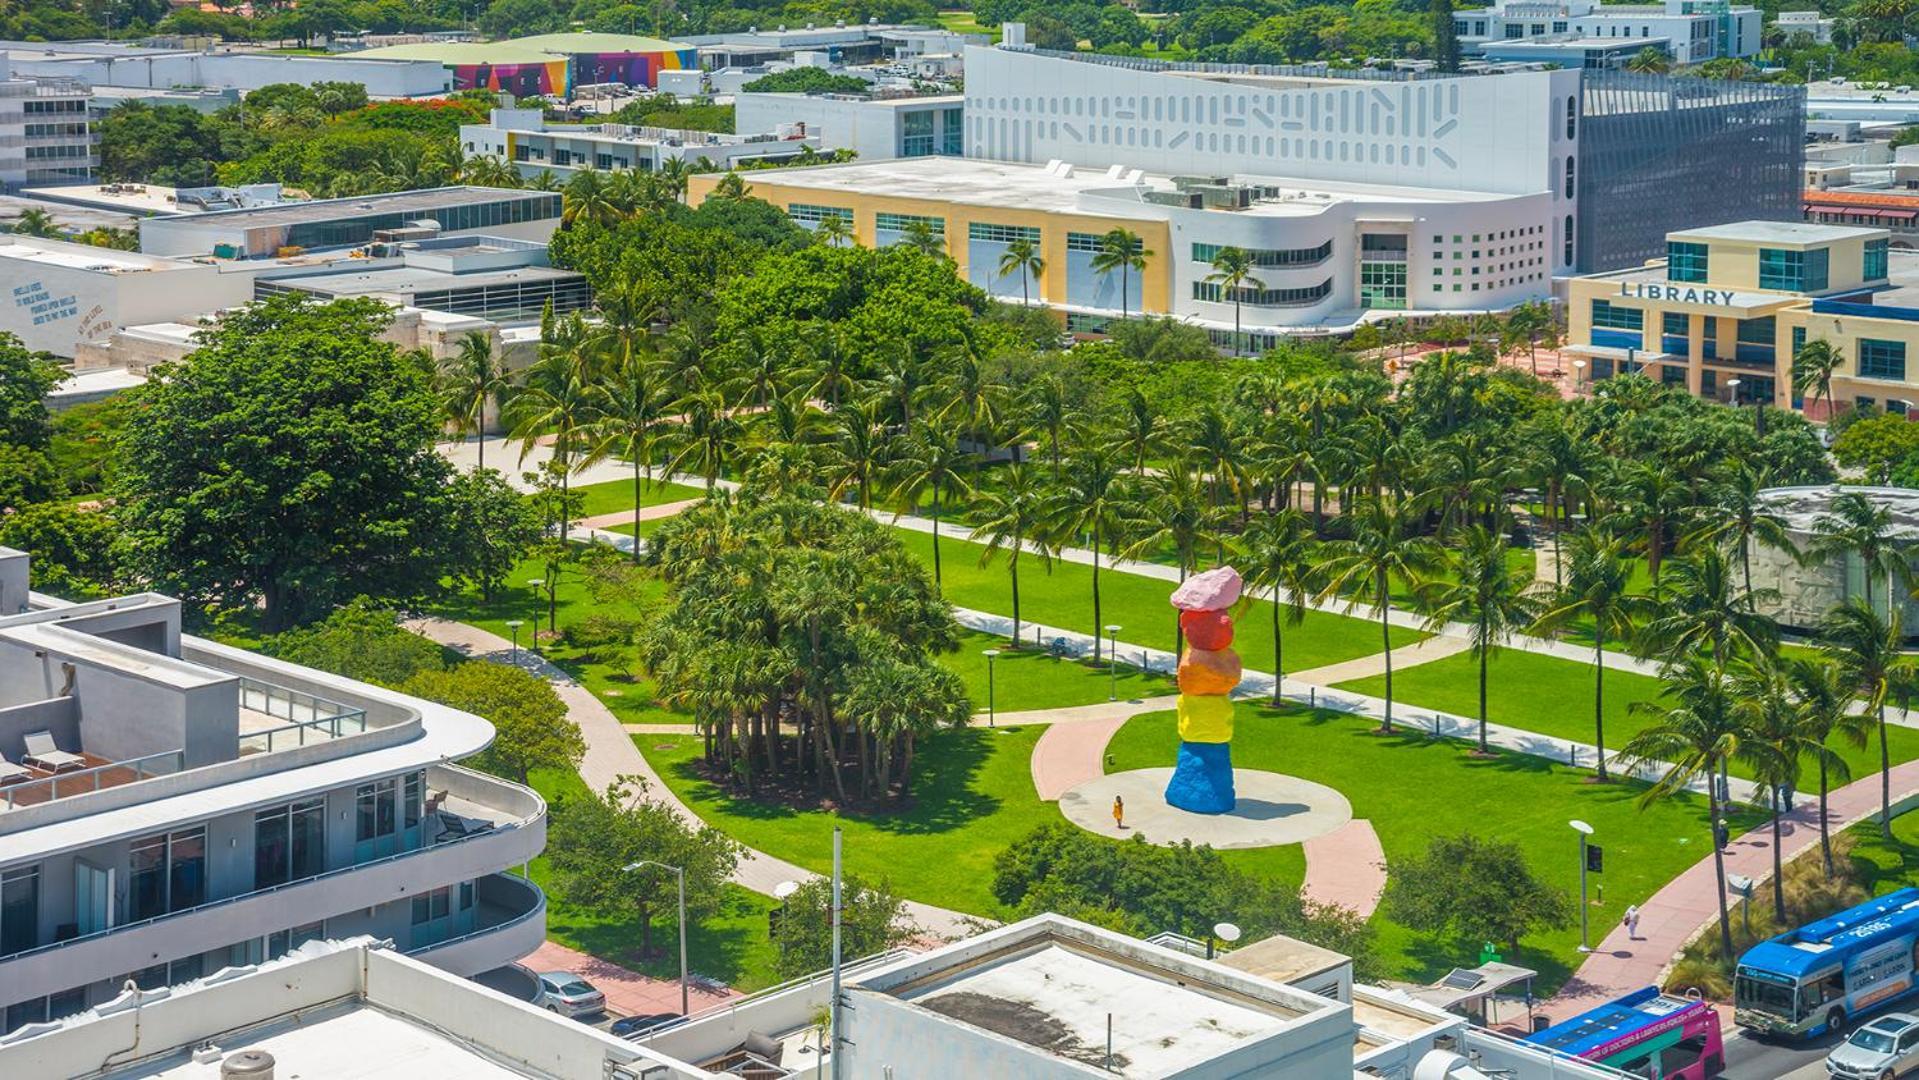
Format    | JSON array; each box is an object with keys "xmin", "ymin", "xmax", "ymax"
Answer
[
  {"xmin": 1827, "ymin": 1013, "xmax": 1919, "ymax": 1079},
  {"xmin": 611, "ymin": 1012, "xmax": 684, "ymax": 1040},
  {"xmin": 536, "ymin": 971, "xmax": 607, "ymax": 1019}
]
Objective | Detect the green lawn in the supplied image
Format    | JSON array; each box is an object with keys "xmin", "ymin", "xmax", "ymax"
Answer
[
  {"xmin": 1849, "ymin": 808, "xmax": 1919, "ymax": 894},
  {"xmin": 573, "ymin": 477, "xmax": 707, "ymax": 519},
  {"xmin": 525, "ymin": 767, "xmax": 783, "ymax": 991},
  {"xmin": 1105, "ymin": 702, "xmax": 1766, "ymax": 990},
  {"xmin": 885, "ymin": 525, "xmax": 1425, "ymax": 672},
  {"xmin": 1335, "ymin": 648, "xmax": 1919, "ymax": 784},
  {"xmin": 944, "ymin": 628, "xmax": 1178, "ymax": 712},
  {"xmin": 636, "ymin": 725, "xmax": 1053, "ymax": 916},
  {"xmin": 936, "ymin": 9, "xmax": 998, "ymax": 38}
]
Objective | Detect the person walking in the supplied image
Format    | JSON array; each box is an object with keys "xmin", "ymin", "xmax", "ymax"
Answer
[
  {"xmin": 1112, "ymin": 795, "xmax": 1126, "ymax": 831},
  {"xmin": 1623, "ymin": 904, "xmax": 1641, "ymax": 941}
]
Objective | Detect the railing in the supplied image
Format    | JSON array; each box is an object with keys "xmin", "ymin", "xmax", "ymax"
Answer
[
  {"xmin": 0, "ymin": 767, "xmax": 542, "ymax": 965},
  {"xmin": 238, "ymin": 676, "xmax": 368, "ymax": 753},
  {"xmin": 0, "ymin": 749, "xmax": 186, "ymax": 811},
  {"xmin": 238, "ymin": 712, "xmax": 370, "ymax": 754},
  {"xmin": 646, "ymin": 948, "xmax": 919, "ymax": 1037},
  {"xmin": 1461, "ymin": 1026, "xmax": 1638, "ymax": 1078},
  {"xmin": 408, "ymin": 874, "xmax": 545, "ymax": 958}
]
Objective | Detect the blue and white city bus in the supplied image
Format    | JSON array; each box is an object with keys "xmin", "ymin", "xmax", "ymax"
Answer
[{"xmin": 1734, "ymin": 888, "xmax": 1919, "ymax": 1038}]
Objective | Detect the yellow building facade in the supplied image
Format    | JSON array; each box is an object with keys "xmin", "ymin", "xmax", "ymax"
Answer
[{"xmin": 1565, "ymin": 221, "xmax": 1917, "ymax": 416}]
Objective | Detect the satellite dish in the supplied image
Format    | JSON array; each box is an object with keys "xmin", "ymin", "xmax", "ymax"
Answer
[{"xmin": 1214, "ymin": 922, "xmax": 1242, "ymax": 944}]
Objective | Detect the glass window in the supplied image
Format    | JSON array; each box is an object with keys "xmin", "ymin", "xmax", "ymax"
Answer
[
  {"xmin": 256, "ymin": 799, "xmax": 326, "ymax": 888},
  {"xmin": 1591, "ymin": 299, "xmax": 1644, "ymax": 330},
  {"xmin": 1564, "ymin": 214, "xmax": 1574, "ymax": 265},
  {"xmin": 357, "ymin": 779, "xmax": 397, "ymax": 842},
  {"xmin": 1564, "ymin": 157, "xmax": 1575, "ymax": 199},
  {"xmin": 1189, "ymin": 240, "xmax": 1331, "ymax": 266},
  {"xmin": 1667, "ymin": 241, "xmax": 1709, "ymax": 283},
  {"xmin": 1, "ymin": 866, "xmax": 38, "ymax": 956},
  {"xmin": 1866, "ymin": 238, "xmax": 1890, "ymax": 281},
  {"xmin": 786, "ymin": 203, "xmax": 854, "ymax": 228},
  {"xmin": 1759, "ymin": 247, "xmax": 1829, "ymax": 291},
  {"xmin": 405, "ymin": 773, "xmax": 421, "ymax": 830},
  {"xmin": 1859, "ymin": 338, "xmax": 1907, "ymax": 381},
  {"xmin": 1191, "ymin": 278, "xmax": 1333, "ymax": 307},
  {"xmin": 968, "ymin": 222, "xmax": 1041, "ymax": 244},
  {"xmin": 1566, "ymin": 95, "xmax": 1577, "ymax": 139},
  {"xmin": 875, "ymin": 212, "xmax": 944, "ymax": 235}
]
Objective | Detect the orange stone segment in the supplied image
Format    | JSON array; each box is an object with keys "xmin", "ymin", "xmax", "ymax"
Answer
[{"xmin": 1178, "ymin": 647, "xmax": 1242, "ymax": 696}]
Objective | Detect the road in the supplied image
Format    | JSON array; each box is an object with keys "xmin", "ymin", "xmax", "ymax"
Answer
[{"xmin": 1719, "ymin": 1027, "xmax": 1838, "ymax": 1079}]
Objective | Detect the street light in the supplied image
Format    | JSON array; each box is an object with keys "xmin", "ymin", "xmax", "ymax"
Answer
[
  {"xmin": 526, "ymin": 578, "xmax": 546, "ymax": 649},
  {"xmin": 1571, "ymin": 359, "xmax": 1586, "ymax": 390},
  {"xmin": 1105, "ymin": 625, "xmax": 1123, "ymax": 701},
  {"xmin": 505, "ymin": 619, "xmax": 524, "ymax": 663},
  {"xmin": 624, "ymin": 859, "xmax": 689, "ymax": 1015},
  {"xmin": 1570, "ymin": 819, "xmax": 1595, "ymax": 953},
  {"xmin": 983, "ymin": 649, "xmax": 1000, "ymax": 726},
  {"xmin": 772, "ymin": 880, "xmax": 799, "ymax": 962},
  {"xmin": 1726, "ymin": 376, "xmax": 1742, "ymax": 406}
]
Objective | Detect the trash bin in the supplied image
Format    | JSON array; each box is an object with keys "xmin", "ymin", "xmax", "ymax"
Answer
[{"xmin": 1532, "ymin": 1014, "xmax": 1553, "ymax": 1033}]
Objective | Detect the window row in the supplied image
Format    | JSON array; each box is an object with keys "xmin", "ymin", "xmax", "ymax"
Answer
[
  {"xmin": 786, "ymin": 203, "xmax": 854, "ymax": 226},
  {"xmin": 1191, "ymin": 277, "xmax": 1333, "ymax": 308},
  {"xmin": 875, "ymin": 212, "xmax": 944, "ymax": 235},
  {"xmin": 970, "ymin": 222, "xmax": 1041, "ymax": 245},
  {"xmin": 1758, "ymin": 246, "xmax": 1829, "ymax": 292},
  {"xmin": 1190, "ymin": 240, "xmax": 1332, "ymax": 267}
]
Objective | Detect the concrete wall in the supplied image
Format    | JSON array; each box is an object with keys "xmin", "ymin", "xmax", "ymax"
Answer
[
  {"xmin": 735, "ymin": 92, "xmax": 958, "ymax": 158},
  {"xmin": 0, "ymin": 248, "xmax": 248, "ymax": 359},
  {"xmin": 0, "ymin": 696, "xmax": 76, "ymax": 764},
  {"xmin": 0, "ymin": 550, "xmax": 25, "ymax": 616},
  {"xmin": 8, "ymin": 52, "xmax": 450, "ymax": 97}
]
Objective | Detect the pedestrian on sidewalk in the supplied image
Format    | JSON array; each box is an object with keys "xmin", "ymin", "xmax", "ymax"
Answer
[
  {"xmin": 1113, "ymin": 795, "xmax": 1126, "ymax": 830},
  {"xmin": 1623, "ymin": 904, "xmax": 1640, "ymax": 941}
]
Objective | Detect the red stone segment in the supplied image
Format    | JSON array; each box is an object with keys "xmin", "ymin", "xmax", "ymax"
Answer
[{"xmin": 1180, "ymin": 608, "xmax": 1234, "ymax": 650}]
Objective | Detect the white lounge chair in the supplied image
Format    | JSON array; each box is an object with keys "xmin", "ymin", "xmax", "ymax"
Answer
[
  {"xmin": 21, "ymin": 731, "xmax": 82, "ymax": 773},
  {"xmin": 0, "ymin": 755, "xmax": 29, "ymax": 785}
]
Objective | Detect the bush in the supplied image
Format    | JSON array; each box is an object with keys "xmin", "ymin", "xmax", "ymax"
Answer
[{"xmin": 268, "ymin": 598, "xmax": 447, "ymax": 687}]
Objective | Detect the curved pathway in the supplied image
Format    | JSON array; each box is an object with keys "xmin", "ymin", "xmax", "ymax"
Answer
[
  {"xmin": 404, "ymin": 616, "xmax": 980, "ymax": 942},
  {"xmin": 1301, "ymin": 821, "xmax": 1388, "ymax": 918},
  {"xmin": 1025, "ymin": 696, "xmax": 1180, "ymax": 800}
]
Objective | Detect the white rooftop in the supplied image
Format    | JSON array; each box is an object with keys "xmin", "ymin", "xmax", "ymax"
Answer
[
  {"xmin": 0, "ymin": 237, "xmax": 192, "ymax": 273},
  {"xmin": 1670, "ymin": 219, "xmax": 1881, "ymax": 245},
  {"xmin": 129, "ymin": 1002, "xmax": 529, "ymax": 1079},
  {"xmin": 746, "ymin": 156, "xmax": 1517, "ymax": 216},
  {"xmin": 23, "ymin": 184, "xmax": 193, "ymax": 216}
]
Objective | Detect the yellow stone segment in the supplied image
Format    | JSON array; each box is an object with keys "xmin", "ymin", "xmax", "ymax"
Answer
[
  {"xmin": 1176, "ymin": 693, "xmax": 1234, "ymax": 743},
  {"xmin": 1178, "ymin": 646, "xmax": 1242, "ymax": 697}
]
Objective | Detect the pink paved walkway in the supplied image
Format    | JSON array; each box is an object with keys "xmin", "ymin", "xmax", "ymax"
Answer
[
  {"xmin": 524, "ymin": 939, "xmax": 740, "ymax": 1017},
  {"xmin": 575, "ymin": 499, "xmax": 701, "ymax": 531},
  {"xmin": 1301, "ymin": 820, "xmax": 1388, "ymax": 917},
  {"xmin": 1028, "ymin": 696, "xmax": 1180, "ymax": 800},
  {"xmin": 1548, "ymin": 758, "xmax": 1919, "ymax": 1017}
]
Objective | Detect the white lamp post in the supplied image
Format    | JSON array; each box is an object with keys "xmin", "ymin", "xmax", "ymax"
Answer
[
  {"xmin": 983, "ymin": 649, "xmax": 1000, "ymax": 726},
  {"xmin": 624, "ymin": 859, "xmax": 689, "ymax": 1015},
  {"xmin": 1570, "ymin": 819, "xmax": 1595, "ymax": 952},
  {"xmin": 1104, "ymin": 624, "xmax": 1123, "ymax": 701}
]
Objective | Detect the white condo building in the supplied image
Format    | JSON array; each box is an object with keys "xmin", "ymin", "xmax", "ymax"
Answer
[
  {"xmin": 0, "ymin": 547, "xmax": 546, "ymax": 1037},
  {"xmin": 1454, "ymin": 0, "xmax": 1761, "ymax": 66},
  {"xmin": 0, "ymin": 55, "xmax": 92, "ymax": 191}
]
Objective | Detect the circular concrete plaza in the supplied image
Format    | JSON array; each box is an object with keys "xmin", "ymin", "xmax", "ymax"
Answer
[{"xmin": 1057, "ymin": 769, "xmax": 1353, "ymax": 850}]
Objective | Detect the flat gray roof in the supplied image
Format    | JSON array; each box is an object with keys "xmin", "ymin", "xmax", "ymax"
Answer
[
  {"xmin": 1670, "ymin": 220, "xmax": 1881, "ymax": 245},
  {"xmin": 156, "ymin": 186, "xmax": 549, "ymax": 229},
  {"xmin": 278, "ymin": 264, "xmax": 580, "ymax": 297}
]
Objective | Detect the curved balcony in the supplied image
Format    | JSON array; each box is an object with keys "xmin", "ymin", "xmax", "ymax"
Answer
[
  {"xmin": 410, "ymin": 872, "xmax": 547, "ymax": 978},
  {"xmin": 0, "ymin": 765, "xmax": 543, "ymax": 1001}
]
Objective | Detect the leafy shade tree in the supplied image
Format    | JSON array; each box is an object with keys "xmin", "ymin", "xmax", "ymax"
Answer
[
  {"xmin": 1533, "ymin": 531, "xmax": 1651, "ymax": 782},
  {"xmin": 268, "ymin": 598, "xmax": 448, "ymax": 687},
  {"xmin": 1791, "ymin": 338, "xmax": 1844, "ymax": 422},
  {"xmin": 113, "ymin": 296, "xmax": 457, "ymax": 630},
  {"xmin": 436, "ymin": 332, "xmax": 510, "ymax": 473},
  {"xmin": 1823, "ymin": 599, "xmax": 1905, "ymax": 838},
  {"xmin": 1317, "ymin": 499, "xmax": 1441, "ymax": 733},
  {"xmin": 0, "ymin": 502, "xmax": 120, "ymax": 599},
  {"xmin": 1418, "ymin": 527, "xmax": 1544, "ymax": 754},
  {"xmin": 1205, "ymin": 246, "xmax": 1262, "ymax": 355},
  {"xmin": 444, "ymin": 469, "xmax": 543, "ymax": 603},
  {"xmin": 1239, "ymin": 509, "xmax": 1317, "ymax": 704},
  {"xmin": 970, "ymin": 464, "xmax": 1053, "ymax": 647},
  {"xmin": 770, "ymin": 873, "xmax": 916, "ymax": 979},
  {"xmin": 1832, "ymin": 413, "xmax": 1919, "ymax": 483},
  {"xmin": 545, "ymin": 776, "xmax": 744, "ymax": 956},
  {"xmin": 401, "ymin": 661, "xmax": 581, "ymax": 785},
  {"xmin": 1090, "ymin": 227, "xmax": 1150, "ymax": 320},
  {"xmin": 997, "ymin": 236, "xmax": 1045, "ymax": 305},
  {"xmin": 1384, "ymin": 833, "xmax": 1572, "ymax": 954},
  {"xmin": 0, "ymin": 332, "xmax": 67, "ymax": 450}
]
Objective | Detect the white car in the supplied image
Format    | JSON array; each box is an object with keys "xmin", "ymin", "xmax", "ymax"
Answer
[
  {"xmin": 537, "ymin": 971, "xmax": 606, "ymax": 1019},
  {"xmin": 1827, "ymin": 1014, "xmax": 1919, "ymax": 1080}
]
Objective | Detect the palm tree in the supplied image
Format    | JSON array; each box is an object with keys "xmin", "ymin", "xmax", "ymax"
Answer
[
  {"xmin": 1625, "ymin": 45, "xmax": 1672, "ymax": 73},
  {"xmin": 663, "ymin": 387, "xmax": 744, "ymax": 492},
  {"xmin": 814, "ymin": 213, "xmax": 853, "ymax": 248},
  {"xmin": 583, "ymin": 347, "xmax": 669, "ymax": 556},
  {"xmin": 1601, "ymin": 460, "xmax": 1693, "ymax": 597},
  {"xmin": 1822, "ymin": 598, "xmax": 1904, "ymax": 837},
  {"xmin": 1533, "ymin": 530, "xmax": 1651, "ymax": 781},
  {"xmin": 1686, "ymin": 463, "xmax": 1796, "ymax": 606},
  {"xmin": 1418, "ymin": 526, "xmax": 1545, "ymax": 753},
  {"xmin": 1240, "ymin": 509, "xmax": 1316, "ymax": 704},
  {"xmin": 1417, "ymin": 431, "xmax": 1513, "ymax": 539},
  {"xmin": 436, "ymin": 332, "xmax": 511, "ymax": 473},
  {"xmin": 970, "ymin": 464, "xmax": 1053, "ymax": 646},
  {"xmin": 1731, "ymin": 655, "xmax": 1828, "ymax": 922},
  {"xmin": 802, "ymin": 321, "xmax": 857, "ymax": 411},
  {"xmin": 900, "ymin": 219, "xmax": 946, "ymax": 259},
  {"xmin": 1120, "ymin": 466, "xmax": 1228, "ymax": 653},
  {"xmin": 1792, "ymin": 339, "xmax": 1844, "ymax": 422},
  {"xmin": 1108, "ymin": 386, "xmax": 1163, "ymax": 476},
  {"xmin": 1316, "ymin": 498, "xmax": 1443, "ymax": 734},
  {"xmin": 1043, "ymin": 446, "xmax": 1128, "ymax": 660},
  {"xmin": 1524, "ymin": 412, "xmax": 1594, "ymax": 587},
  {"xmin": 654, "ymin": 157, "xmax": 691, "ymax": 204},
  {"xmin": 1022, "ymin": 373, "xmax": 1075, "ymax": 479},
  {"xmin": 561, "ymin": 169, "xmax": 622, "ymax": 228},
  {"xmin": 1784, "ymin": 656, "xmax": 1867, "ymax": 876},
  {"xmin": 890, "ymin": 418, "xmax": 973, "ymax": 589},
  {"xmin": 9, "ymin": 208, "xmax": 60, "ymax": 238},
  {"xmin": 1090, "ymin": 227, "xmax": 1150, "ymax": 320},
  {"xmin": 997, "ymin": 237, "xmax": 1045, "ymax": 305},
  {"xmin": 461, "ymin": 155, "xmax": 521, "ymax": 188},
  {"xmin": 1617, "ymin": 654, "xmax": 1744, "ymax": 963},
  {"xmin": 1640, "ymin": 546, "xmax": 1779, "ymax": 667},
  {"xmin": 1809, "ymin": 490, "xmax": 1912, "ymax": 616},
  {"xmin": 506, "ymin": 312, "xmax": 600, "ymax": 544},
  {"xmin": 825, "ymin": 402, "xmax": 887, "ymax": 511},
  {"xmin": 1205, "ymin": 246, "xmax": 1261, "ymax": 355}
]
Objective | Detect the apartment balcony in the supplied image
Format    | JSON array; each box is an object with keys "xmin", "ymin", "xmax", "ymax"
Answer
[
  {"xmin": 408, "ymin": 872, "xmax": 546, "ymax": 978},
  {"xmin": 0, "ymin": 764, "xmax": 543, "ymax": 1001}
]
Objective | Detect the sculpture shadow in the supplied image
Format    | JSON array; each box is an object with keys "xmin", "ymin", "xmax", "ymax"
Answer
[{"xmin": 1225, "ymin": 799, "xmax": 1313, "ymax": 822}]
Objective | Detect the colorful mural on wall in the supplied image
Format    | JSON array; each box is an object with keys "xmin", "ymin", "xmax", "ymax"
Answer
[
  {"xmin": 452, "ymin": 60, "xmax": 569, "ymax": 96},
  {"xmin": 571, "ymin": 48, "xmax": 696, "ymax": 88}
]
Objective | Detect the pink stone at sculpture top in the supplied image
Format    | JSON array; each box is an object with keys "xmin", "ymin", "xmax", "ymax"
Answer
[{"xmin": 1170, "ymin": 565, "xmax": 1242, "ymax": 612}]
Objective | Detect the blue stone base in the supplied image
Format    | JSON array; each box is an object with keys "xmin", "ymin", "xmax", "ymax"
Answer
[{"xmin": 1165, "ymin": 741, "xmax": 1235, "ymax": 814}]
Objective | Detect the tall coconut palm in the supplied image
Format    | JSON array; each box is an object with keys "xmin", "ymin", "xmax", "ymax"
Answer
[
  {"xmin": 1418, "ymin": 526, "xmax": 1545, "ymax": 753},
  {"xmin": 1523, "ymin": 411, "xmax": 1595, "ymax": 587},
  {"xmin": 890, "ymin": 417, "xmax": 973, "ymax": 589},
  {"xmin": 561, "ymin": 168, "xmax": 622, "ymax": 228},
  {"xmin": 825, "ymin": 402, "xmax": 887, "ymax": 511},
  {"xmin": 1205, "ymin": 246, "xmax": 1262, "ymax": 355},
  {"xmin": 1731, "ymin": 655, "xmax": 1832, "ymax": 922},
  {"xmin": 1640, "ymin": 546, "xmax": 1779, "ymax": 668},
  {"xmin": 1120, "ymin": 465, "xmax": 1229, "ymax": 654},
  {"xmin": 1043, "ymin": 446, "xmax": 1128, "ymax": 660},
  {"xmin": 436, "ymin": 331, "xmax": 512, "ymax": 473},
  {"xmin": 583, "ymin": 347, "xmax": 669, "ymax": 557},
  {"xmin": 1792, "ymin": 339, "xmax": 1845, "ymax": 422},
  {"xmin": 997, "ymin": 237, "xmax": 1045, "ymax": 305},
  {"xmin": 802, "ymin": 320, "xmax": 857, "ymax": 411},
  {"xmin": 1822, "ymin": 598, "xmax": 1904, "ymax": 837},
  {"xmin": 1022, "ymin": 373, "xmax": 1076, "ymax": 479},
  {"xmin": 814, "ymin": 213, "xmax": 854, "ymax": 248},
  {"xmin": 970, "ymin": 464, "xmax": 1053, "ymax": 646},
  {"xmin": 1316, "ymin": 498, "xmax": 1443, "ymax": 734},
  {"xmin": 1686, "ymin": 463, "xmax": 1797, "ymax": 606},
  {"xmin": 900, "ymin": 219, "xmax": 947, "ymax": 259},
  {"xmin": 1809, "ymin": 490, "xmax": 1912, "ymax": 616},
  {"xmin": 1600, "ymin": 459, "xmax": 1694, "ymax": 597},
  {"xmin": 1090, "ymin": 227, "xmax": 1150, "ymax": 320},
  {"xmin": 663, "ymin": 386, "xmax": 744, "ymax": 492},
  {"xmin": 1533, "ymin": 530, "xmax": 1653, "ymax": 781},
  {"xmin": 1617, "ymin": 654, "xmax": 1745, "ymax": 964},
  {"xmin": 506, "ymin": 312, "xmax": 600, "ymax": 544},
  {"xmin": 1784, "ymin": 656, "xmax": 1866, "ymax": 876},
  {"xmin": 1108, "ymin": 386, "xmax": 1164, "ymax": 476},
  {"xmin": 1240, "ymin": 509, "xmax": 1317, "ymax": 704}
]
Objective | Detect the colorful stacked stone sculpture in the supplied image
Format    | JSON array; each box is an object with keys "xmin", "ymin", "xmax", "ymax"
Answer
[{"xmin": 1165, "ymin": 566, "xmax": 1243, "ymax": 814}]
